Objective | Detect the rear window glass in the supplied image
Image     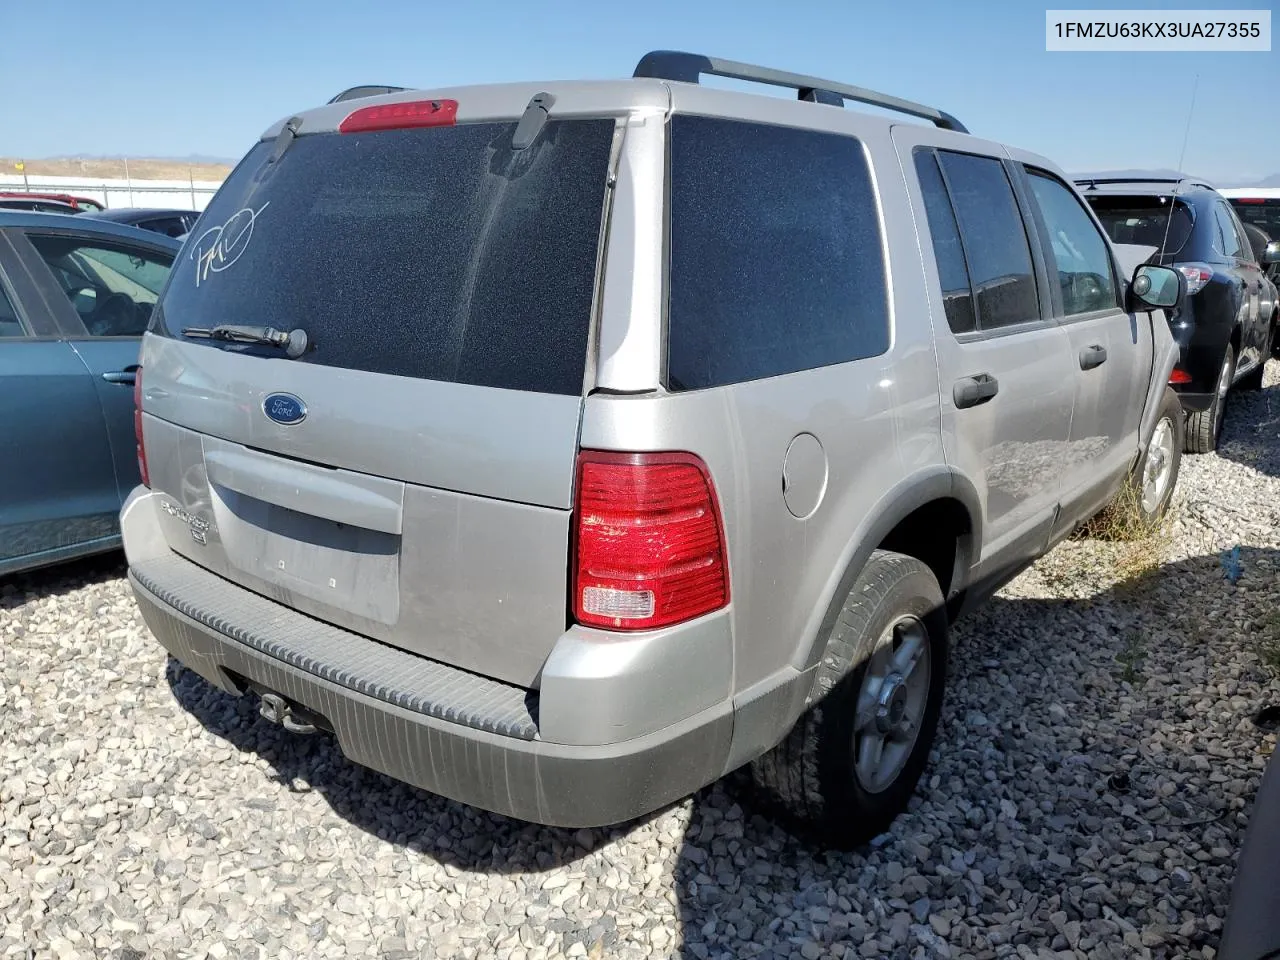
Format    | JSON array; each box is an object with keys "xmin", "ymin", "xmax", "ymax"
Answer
[
  {"xmin": 666, "ymin": 116, "xmax": 889, "ymax": 392},
  {"xmin": 1084, "ymin": 195, "xmax": 1195, "ymax": 256},
  {"xmin": 153, "ymin": 119, "xmax": 615, "ymax": 396},
  {"xmin": 1229, "ymin": 199, "xmax": 1280, "ymax": 239}
]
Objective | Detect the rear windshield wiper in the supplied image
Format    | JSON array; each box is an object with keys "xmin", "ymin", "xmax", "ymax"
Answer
[{"xmin": 182, "ymin": 324, "xmax": 309, "ymax": 359}]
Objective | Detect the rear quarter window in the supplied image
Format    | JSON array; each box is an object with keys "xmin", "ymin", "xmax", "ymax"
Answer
[{"xmin": 665, "ymin": 116, "xmax": 889, "ymax": 392}]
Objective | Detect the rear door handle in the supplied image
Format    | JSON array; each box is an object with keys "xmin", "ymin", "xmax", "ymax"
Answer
[
  {"xmin": 1079, "ymin": 344, "xmax": 1107, "ymax": 370},
  {"xmin": 953, "ymin": 373, "xmax": 999, "ymax": 409}
]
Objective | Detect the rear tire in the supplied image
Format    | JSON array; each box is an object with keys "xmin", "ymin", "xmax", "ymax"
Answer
[
  {"xmin": 1185, "ymin": 344, "xmax": 1234, "ymax": 454},
  {"xmin": 749, "ymin": 551, "xmax": 948, "ymax": 849}
]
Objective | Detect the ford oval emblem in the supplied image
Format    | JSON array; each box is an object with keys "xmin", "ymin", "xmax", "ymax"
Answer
[{"xmin": 263, "ymin": 392, "xmax": 307, "ymax": 425}]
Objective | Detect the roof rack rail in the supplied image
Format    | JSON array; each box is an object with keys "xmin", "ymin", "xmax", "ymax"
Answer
[
  {"xmin": 328, "ymin": 85, "xmax": 409, "ymax": 105},
  {"xmin": 633, "ymin": 50, "xmax": 967, "ymax": 134},
  {"xmin": 1073, "ymin": 172, "xmax": 1216, "ymax": 192}
]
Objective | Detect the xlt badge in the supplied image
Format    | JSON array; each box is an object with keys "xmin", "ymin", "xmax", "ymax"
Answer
[{"xmin": 159, "ymin": 499, "xmax": 212, "ymax": 545}]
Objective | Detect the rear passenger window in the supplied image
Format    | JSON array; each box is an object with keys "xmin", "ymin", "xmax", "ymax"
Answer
[
  {"xmin": 666, "ymin": 116, "xmax": 889, "ymax": 392},
  {"xmin": 914, "ymin": 150, "xmax": 975, "ymax": 334},
  {"xmin": 934, "ymin": 151, "xmax": 1040, "ymax": 331}
]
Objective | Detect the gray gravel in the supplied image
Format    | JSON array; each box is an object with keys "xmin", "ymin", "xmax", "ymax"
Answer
[{"xmin": 3, "ymin": 365, "xmax": 1280, "ymax": 960}]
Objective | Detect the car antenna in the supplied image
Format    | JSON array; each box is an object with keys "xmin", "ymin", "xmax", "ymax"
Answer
[{"xmin": 1159, "ymin": 73, "xmax": 1199, "ymax": 261}]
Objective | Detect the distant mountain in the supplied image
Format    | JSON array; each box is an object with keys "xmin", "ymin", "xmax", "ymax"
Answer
[{"xmin": 171, "ymin": 153, "xmax": 240, "ymax": 165}]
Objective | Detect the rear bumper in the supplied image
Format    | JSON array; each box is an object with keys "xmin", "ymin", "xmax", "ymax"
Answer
[
  {"xmin": 130, "ymin": 566, "xmax": 733, "ymax": 827},
  {"xmin": 120, "ymin": 487, "xmax": 738, "ymax": 827}
]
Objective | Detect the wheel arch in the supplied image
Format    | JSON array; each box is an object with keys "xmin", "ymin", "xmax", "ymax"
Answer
[{"xmin": 795, "ymin": 468, "xmax": 981, "ymax": 680}]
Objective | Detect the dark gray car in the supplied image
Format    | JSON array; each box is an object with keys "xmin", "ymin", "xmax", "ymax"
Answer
[
  {"xmin": 84, "ymin": 208, "xmax": 201, "ymax": 239},
  {"xmin": 0, "ymin": 211, "xmax": 180, "ymax": 575}
]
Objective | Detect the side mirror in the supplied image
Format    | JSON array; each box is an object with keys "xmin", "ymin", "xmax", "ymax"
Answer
[
  {"xmin": 1263, "ymin": 241, "xmax": 1280, "ymax": 267},
  {"xmin": 1129, "ymin": 263, "xmax": 1184, "ymax": 311}
]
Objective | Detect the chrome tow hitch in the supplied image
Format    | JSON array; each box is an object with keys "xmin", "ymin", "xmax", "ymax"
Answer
[{"xmin": 258, "ymin": 692, "xmax": 319, "ymax": 735}]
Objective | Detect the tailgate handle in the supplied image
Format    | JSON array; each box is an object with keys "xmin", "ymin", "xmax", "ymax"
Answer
[{"xmin": 204, "ymin": 448, "xmax": 404, "ymax": 535}]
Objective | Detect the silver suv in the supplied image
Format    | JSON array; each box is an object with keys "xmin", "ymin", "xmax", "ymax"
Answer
[{"xmin": 122, "ymin": 52, "xmax": 1187, "ymax": 847}]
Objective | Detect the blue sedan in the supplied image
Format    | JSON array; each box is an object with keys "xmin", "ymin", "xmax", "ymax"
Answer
[{"xmin": 0, "ymin": 211, "xmax": 181, "ymax": 576}]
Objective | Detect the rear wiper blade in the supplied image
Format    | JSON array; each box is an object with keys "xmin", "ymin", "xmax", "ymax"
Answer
[{"xmin": 181, "ymin": 324, "xmax": 309, "ymax": 358}]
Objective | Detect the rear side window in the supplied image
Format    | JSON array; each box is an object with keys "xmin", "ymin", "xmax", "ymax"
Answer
[
  {"xmin": 934, "ymin": 151, "xmax": 1040, "ymax": 330},
  {"xmin": 1213, "ymin": 203, "xmax": 1244, "ymax": 258},
  {"xmin": 154, "ymin": 119, "xmax": 616, "ymax": 396},
  {"xmin": 914, "ymin": 150, "xmax": 975, "ymax": 334},
  {"xmin": 666, "ymin": 116, "xmax": 888, "ymax": 392}
]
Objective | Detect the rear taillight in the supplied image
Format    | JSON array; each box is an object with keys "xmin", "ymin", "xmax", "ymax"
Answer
[
  {"xmin": 1175, "ymin": 263, "xmax": 1213, "ymax": 295},
  {"xmin": 338, "ymin": 99, "xmax": 458, "ymax": 134},
  {"xmin": 573, "ymin": 451, "xmax": 729, "ymax": 631},
  {"xmin": 1169, "ymin": 368, "xmax": 1193, "ymax": 385},
  {"xmin": 134, "ymin": 370, "xmax": 149, "ymax": 488}
]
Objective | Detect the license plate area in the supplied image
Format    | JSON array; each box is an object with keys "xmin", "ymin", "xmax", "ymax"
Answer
[{"xmin": 212, "ymin": 484, "xmax": 401, "ymax": 625}]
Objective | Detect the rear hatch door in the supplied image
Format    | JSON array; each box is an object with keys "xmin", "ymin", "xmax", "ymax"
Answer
[{"xmin": 139, "ymin": 107, "xmax": 618, "ymax": 688}]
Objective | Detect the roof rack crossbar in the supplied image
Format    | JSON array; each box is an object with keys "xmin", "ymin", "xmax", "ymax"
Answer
[
  {"xmin": 328, "ymin": 85, "xmax": 409, "ymax": 105},
  {"xmin": 633, "ymin": 50, "xmax": 967, "ymax": 133}
]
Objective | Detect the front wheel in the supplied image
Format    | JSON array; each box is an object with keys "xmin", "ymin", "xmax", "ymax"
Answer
[
  {"xmin": 749, "ymin": 551, "xmax": 949, "ymax": 849},
  {"xmin": 1118, "ymin": 387, "xmax": 1184, "ymax": 528},
  {"xmin": 1137, "ymin": 390, "xmax": 1184, "ymax": 522},
  {"xmin": 1186, "ymin": 344, "xmax": 1234, "ymax": 454}
]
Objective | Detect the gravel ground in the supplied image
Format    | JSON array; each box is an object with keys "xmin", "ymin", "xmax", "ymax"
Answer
[{"xmin": 3, "ymin": 366, "xmax": 1280, "ymax": 960}]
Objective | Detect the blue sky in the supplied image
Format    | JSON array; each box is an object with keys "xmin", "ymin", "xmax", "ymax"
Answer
[{"xmin": 7, "ymin": 0, "xmax": 1278, "ymax": 182}]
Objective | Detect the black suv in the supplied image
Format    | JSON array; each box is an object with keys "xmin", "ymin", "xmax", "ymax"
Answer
[{"xmin": 1076, "ymin": 172, "xmax": 1275, "ymax": 453}]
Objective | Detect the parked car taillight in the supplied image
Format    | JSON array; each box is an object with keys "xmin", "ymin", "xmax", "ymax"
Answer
[
  {"xmin": 134, "ymin": 370, "xmax": 149, "ymax": 488},
  {"xmin": 572, "ymin": 451, "xmax": 729, "ymax": 631},
  {"xmin": 1175, "ymin": 263, "xmax": 1214, "ymax": 295}
]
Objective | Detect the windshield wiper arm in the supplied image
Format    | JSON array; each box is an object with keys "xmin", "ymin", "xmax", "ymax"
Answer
[{"xmin": 181, "ymin": 324, "xmax": 309, "ymax": 358}]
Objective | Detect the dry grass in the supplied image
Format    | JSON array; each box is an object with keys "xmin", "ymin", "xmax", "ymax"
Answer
[
  {"xmin": 1079, "ymin": 484, "xmax": 1175, "ymax": 590},
  {"xmin": 2, "ymin": 157, "xmax": 232, "ymax": 182},
  {"xmin": 1116, "ymin": 630, "xmax": 1147, "ymax": 685}
]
